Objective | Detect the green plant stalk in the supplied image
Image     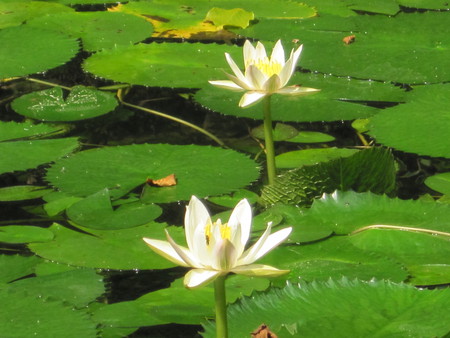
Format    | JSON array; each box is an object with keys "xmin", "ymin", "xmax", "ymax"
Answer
[
  {"xmin": 214, "ymin": 275, "xmax": 228, "ymax": 338},
  {"xmin": 263, "ymin": 96, "xmax": 276, "ymax": 185}
]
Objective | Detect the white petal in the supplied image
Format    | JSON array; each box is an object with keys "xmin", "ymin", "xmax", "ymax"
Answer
[
  {"xmin": 255, "ymin": 41, "xmax": 268, "ymax": 59},
  {"xmin": 209, "ymin": 79, "xmax": 244, "ymax": 91},
  {"xmin": 245, "ymin": 65, "xmax": 267, "ymax": 90},
  {"xmin": 212, "ymin": 238, "xmax": 238, "ymax": 270},
  {"xmin": 270, "ymin": 40, "xmax": 285, "ymax": 66},
  {"xmin": 143, "ymin": 237, "xmax": 190, "ymax": 267},
  {"xmin": 232, "ymin": 264, "xmax": 290, "ymax": 277},
  {"xmin": 184, "ymin": 269, "xmax": 222, "ymax": 288},
  {"xmin": 224, "ymin": 72, "xmax": 253, "ymax": 91},
  {"xmin": 164, "ymin": 229, "xmax": 203, "ymax": 268},
  {"xmin": 263, "ymin": 74, "xmax": 282, "ymax": 94},
  {"xmin": 278, "ymin": 57, "xmax": 295, "ymax": 87},
  {"xmin": 239, "ymin": 226, "xmax": 292, "ymax": 265},
  {"xmin": 239, "ymin": 91, "xmax": 267, "ymax": 108},
  {"xmin": 225, "ymin": 53, "xmax": 247, "ymax": 84},
  {"xmin": 276, "ymin": 86, "xmax": 321, "ymax": 96},
  {"xmin": 228, "ymin": 199, "xmax": 252, "ymax": 257},
  {"xmin": 243, "ymin": 40, "xmax": 256, "ymax": 67},
  {"xmin": 184, "ymin": 196, "xmax": 210, "ymax": 258}
]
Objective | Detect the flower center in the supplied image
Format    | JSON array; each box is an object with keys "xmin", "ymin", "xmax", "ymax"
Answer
[
  {"xmin": 252, "ymin": 57, "xmax": 282, "ymax": 77},
  {"xmin": 204, "ymin": 220, "xmax": 231, "ymax": 246}
]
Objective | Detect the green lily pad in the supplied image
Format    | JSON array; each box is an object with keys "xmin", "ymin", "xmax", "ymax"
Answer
[
  {"xmin": 0, "ymin": 290, "xmax": 97, "ymax": 337},
  {"xmin": 368, "ymin": 84, "xmax": 450, "ymax": 158},
  {"xmin": 0, "ymin": 1, "xmax": 73, "ymax": 29},
  {"xmin": 0, "ymin": 185, "xmax": 52, "ymax": 201},
  {"xmin": 196, "ymin": 72, "xmax": 404, "ymax": 122},
  {"xmin": 275, "ymin": 147, "xmax": 358, "ymax": 169},
  {"xmin": 202, "ymin": 279, "xmax": 450, "ymax": 337},
  {"xmin": 251, "ymin": 123, "xmax": 298, "ymax": 141},
  {"xmin": 6, "ymin": 269, "xmax": 104, "ymax": 307},
  {"xmin": 207, "ymin": 189, "xmax": 259, "ymax": 208},
  {"xmin": 0, "ymin": 25, "xmax": 79, "ymax": 79},
  {"xmin": 0, "ymin": 137, "xmax": 79, "ymax": 174},
  {"xmin": 286, "ymin": 131, "xmax": 335, "ymax": 143},
  {"xmin": 43, "ymin": 191, "xmax": 82, "ymax": 216},
  {"xmin": 425, "ymin": 172, "xmax": 450, "ymax": 195},
  {"xmin": 83, "ymin": 42, "xmax": 241, "ymax": 88},
  {"xmin": 236, "ymin": 12, "xmax": 450, "ymax": 83},
  {"xmin": 0, "ymin": 226, "xmax": 54, "ymax": 244},
  {"xmin": 28, "ymin": 11, "xmax": 153, "ymax": 52},
  {"xmin": 398, "ymin": 0, "xmax": 450, "ymax": 10},
  {"xmin": 11, "ymin": 86, "xmax": 118, "ymax": 122},
  {"xmin": 66, "ymin": 189, "xmax": 162, "ymax": 230},
  {"xmin": 205, "ymin": 8, "xmax": 254, "ymax": 29},
  {"xmin": 93, "ymin": 274, "xmax": 269, "ymax": 328},
  {"xmin": 29, "ymin": 222, "xmax": 185, "ymax": 270},
  {"xmin": 261, "ymin": 147, "xmax": 396, "ymax": 206},
  {"xmin": 0, "ymin": 121, "xmax": 66, "ymax": 142},
  {"xmin": 45, "ymin": 144, "xmax": 259, "ymax": 202},
  {"xmin": 0, "ymin": 254, "xmax": 42, "ymax": 284}
]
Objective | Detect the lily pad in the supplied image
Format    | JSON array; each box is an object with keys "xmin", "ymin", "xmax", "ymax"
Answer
[
  {"xmin": 29, "ymin": 222, "xmax": 185, "ymax": 270},
  {"xmin": 11, "ymin": 86, "xmax": 118, "ymax": 122},
  {"xmin": 195, "ymin": 72, "xmax": 404, "ymax": 122},
  {"xmin": 0, "ymin": 25, "xmax": 79, "ymax": 79},
  {"xmin": 0, "ymin": 121, "xmax": 66, "ymax": 142},
  {"xmin": 0, "ymin": 226, "xmax": 54, "ymax": 244},
  {"xmin": 425, "ymin": 172, "xmax": 450, "ymax": 195},
  {"xmin": 28, "ymin": 11, "xmax": 153, "ymax": 52},
  {"xmin": 251, "ymin": 123, "xmax": 298, "ymax": 141},
  {"xmin": 45, "ymin": 144, "xmax": 259, "ymax": 203},
  {"xmin": 0, "ymin": 254, "xmax": 42, "ymax": 284},
  {"xmin": 66, "ymin": 188, "xmax": 162, "ymax": 230},
  {"xmin": 202, "ymin": 279, "xmax": 450, "ymax": 337},
  {"xmin": 368, "ymin": 84, "xmax": 450, "ymax": 158},
  {"xmin": 0, "ymin": 185, "xmax": 52, "ymax": 201},
  {"xmin": 0, "ymin": 1, "xmax": 73, "ymax": 29},
  {"xmin": 205, "ymin": 8, "xmax": 254, "ymax": 29},
  {"xmin": 275, "ymin": 147, "xmax": 358, "ymax": 169},
  {"xmin": 0, "ymin": 137, "xmax": 79, "ymax": 174},
  {"xmin": 236, "ymin": 11, "xmax": 450, "ymax": 83},
  {"xmin": 286, "ymin": 131, "xmax": 335, "ymax": 143}
]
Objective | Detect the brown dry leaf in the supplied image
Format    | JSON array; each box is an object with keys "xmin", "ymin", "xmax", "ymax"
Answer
[
  {"xmin": 343, "ymin": 35, "xmax": 356, "ymax": 45},
  {"xmin": 251, "ymin": 324, "xmax": 278, "ymax": 338},
  {"xmin": 147, "ymin": 174, "xmax": 177, "ymax": 187}
]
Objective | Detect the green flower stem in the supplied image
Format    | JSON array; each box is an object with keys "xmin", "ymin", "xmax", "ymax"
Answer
[
  {"xmin": 263, "ymin": 96, "xmax": 276, "ymax": 185},
  {"xmin": 214, "ymin": 275, "xmax": 228, "ymax": 338}
]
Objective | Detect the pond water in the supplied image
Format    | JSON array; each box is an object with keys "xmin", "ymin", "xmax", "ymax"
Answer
[{"xmin": 1, "ymin": 1, "xmax": 450, "ymax": 337}]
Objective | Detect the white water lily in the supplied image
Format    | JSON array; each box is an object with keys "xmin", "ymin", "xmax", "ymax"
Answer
[
  {"xmin": 209, "ymin": 40, "xmax": 320, "ymax": 108},
  {"xmin": 143, "ymin": 196, "xmax": 292, "ymax": 288}
]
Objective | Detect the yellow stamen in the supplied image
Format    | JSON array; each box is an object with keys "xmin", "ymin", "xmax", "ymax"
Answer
[
  {"xmin": 205, "ymin": 222, "xmax": 211, "ymax": 245},
  {"xmin": 220, "ymin": 223, "xmax": 231, "ymax": 240},
  {"xmin": 253, "ymin": 57, "xmax": 282, "ymax": 77}
]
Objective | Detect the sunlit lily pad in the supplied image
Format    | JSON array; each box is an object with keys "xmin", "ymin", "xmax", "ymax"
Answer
[
  {"xmin": 202, "ymin": 279, "xmax": 450, "ymax": 337},
  {"xmin": 0, "ymin": 226, "xmax": 54, "ymax": 244},
  {"xmin": 46, "ymin": 144, "xmax": 259, "ymax": 202},
  {"xmin": 237, "ymin": 11, "xmax": 450, "ymax": 83},
  {"xmin": 0, "ymin": 25, "xmax": 79, "ymax": 79},
  {"xmin": 28, "ymin": 11, "xmax": 153, "ymax": 52},
  {"xmin": 0, "ymin": 1, "xmax": 73, "ymax": 29},
  {"xmin": 368, "ymin": 84, "xmax": 450, "ymax": 158},
  {"xmin": 66, "ymin": 188, "xmax": 162, "ymax": 229},
  {"xmin": 83, "ymin": 42, "xmax": 241, "ymax": 88},
  {"xmin": 12, "ymin": 86, "xmax": 118, "ymax": 121},
  {"xmin": 0, "ymin": 137, "xmax": 79, "ymax": 174},
  {"xmin": 287, "ymin": 131, "xmax": 335, "ymax": 143},
  {"xmin": 0, "ymin": 121, "xmax": 66, "ymax": 142},
  {"xmin": 275, "ymin": 147, "xmax": 358, "ymax": 169},
  {"xmin": 0, "ymin": 185, "xmax": 52, "ymax": 201},
  {"xmin": 0, "ymin": 255, "xmax": 42, "ymax": 284},
  {"xmin": 29, "ymin": 222, "xmax": 185, "ymax": 270},
  {"xmin": 0, "ymin": 290, "xmax": 97, "ymax": 337},
  {"xmin": 195, "ymin": 72, "xmax": 404, "ymax": 122}
]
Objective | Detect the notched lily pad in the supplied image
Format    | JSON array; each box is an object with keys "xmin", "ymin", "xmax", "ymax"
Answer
[{"xmin": 12, "ymin": 86, "xmax": 118, "ymax": 122}]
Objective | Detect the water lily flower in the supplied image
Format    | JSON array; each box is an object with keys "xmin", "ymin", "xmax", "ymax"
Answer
[
  {"xmin": 209, "ymin": 39, "xmax": 320, "ymax": 107},
  {"xmin": 143, "ymin": 196, "xmax": 292, "ymax": 288}
]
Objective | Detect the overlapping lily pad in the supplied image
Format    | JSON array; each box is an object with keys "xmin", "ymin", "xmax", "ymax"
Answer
[
  {"xmin": 236, "ymin": 11, "xmax": 450, "ymax": 83},
  {"xmin": 0, "ymin": 137, "xmax": 79, "ymax": 174},
  {"xmin": 28, "ymin": 11, "xmax": 153, "ymax": 52},
  {"xmin": 368, "ymin": 84, "xmax": 450, "ymax": 158},
  {"xmin": 0, "ymin": 121, "xmax": 66, "ymax": 142},
  {"xmin": 195, "ymin": 72, "xmax": 404, "ymax": 122},
  {"xmin": 202, "ymin": 279, "xmax": 450, "ymax": 337},
  {"xmin": 83, "ymin": 42, "xmax": 241, "ymax": 88},
  {"xmin": 0, "ymin": 1, "xmax": 73, "ymax": 29},
  {"xmin": 29, "ymin": 222, "xmax": 184, "ymax": 270},
  {"xmin": 0, "ymin": 25, "xmax": 79, "ymax": 79},
  {"xmin": 12, "ymin": 86, "xmax": 118, "ymax": 121},
  {"xmin": 45, "ymin": 144, "xmax": 259, "ymax": 202}
]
